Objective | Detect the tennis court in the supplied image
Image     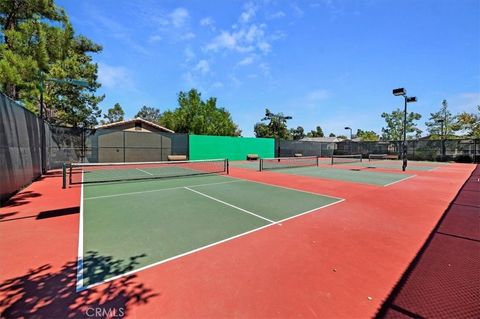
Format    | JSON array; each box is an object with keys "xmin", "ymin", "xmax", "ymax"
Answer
[
  {"xmin": 231, "ymin": 157, "xmax": 415, "ymax": 186},
  {"xmin": 74, "ymin": 160, "xmax": 343, "ymax": 290}
]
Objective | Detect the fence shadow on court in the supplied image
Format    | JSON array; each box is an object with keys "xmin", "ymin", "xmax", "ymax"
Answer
[{"xmin": 0, "ymin": 251, "xmax": 159, "ymax": 318}]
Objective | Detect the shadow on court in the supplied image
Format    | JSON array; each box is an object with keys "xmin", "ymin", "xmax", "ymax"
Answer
[{"xmin": 0, "ymin": 251, "xmax": 158, "ymax": 318}]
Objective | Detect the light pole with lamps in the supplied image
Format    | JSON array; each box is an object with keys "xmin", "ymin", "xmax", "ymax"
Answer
[
  {"xmin": 436, "ymin": 118, "xmax": 445, "ymax": 161},
  {"xmin": 344, "ymin": 126, "xmax": 352, "ymax": 140},
  {"xmin": 344, "ymin": 126, "xmax": 353, "ymax": 154},
  {"xmin": 392, "ymin": 88, "xmax": 417, "ymax": 171}
]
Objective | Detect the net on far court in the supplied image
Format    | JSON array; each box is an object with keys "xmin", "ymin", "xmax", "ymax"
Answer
[
  {"xmin": 369, "ymin": 154, "xmax": 388, "ymax": 161},
  {"xmin": 331, "ymin": 154, "xmax": 363, "ymax": 165},
  {"xmin": 64, "ymin": 158, "xmax": 228, "ymax": 186},
  {"xmin": 259, "ymin": 156, "xmax": 319, "ymax": 171}
]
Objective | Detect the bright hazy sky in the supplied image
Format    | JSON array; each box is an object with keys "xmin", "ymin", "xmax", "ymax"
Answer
[{"xmin": 58, "ymin": 0, "xmax": 480, "ymax": 136}]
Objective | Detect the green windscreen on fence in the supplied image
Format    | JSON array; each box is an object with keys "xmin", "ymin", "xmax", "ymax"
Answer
[{"xmin": 189, "ymin": 135, "xmax": 275, "ymax": 160}]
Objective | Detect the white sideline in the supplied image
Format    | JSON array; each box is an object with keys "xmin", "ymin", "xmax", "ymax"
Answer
[
  {"xmin": 383, "ymin": 174, "xmax": 417, "ymax": 187},
  {"xmin": 76, "ymin": 172, "xmax": 85, "ymax": 292},
  {"xmin": 76, "ymin": 196, "xmax": 344, "ymax": 292}
]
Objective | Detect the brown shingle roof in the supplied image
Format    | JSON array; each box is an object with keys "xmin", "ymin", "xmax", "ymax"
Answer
[{"xmin": 95, "ymin": 118, "xmax": 174, "ymax": 133}]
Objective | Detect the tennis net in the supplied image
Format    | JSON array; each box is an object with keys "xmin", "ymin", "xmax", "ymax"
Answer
[
  {"xmin": 63, "ymin": 158, "xmax": 228, "ymax": 186},
  {"xmin": 331, "ymin": 154, "xmax": 363, "ymax": 165},
  {"xmin": 368, "ymin": 154, "xmax": 388, "ymax": 161},
  {"xmin": 259, "ymin": 156, "xmax": 319, "ymax": 171}
]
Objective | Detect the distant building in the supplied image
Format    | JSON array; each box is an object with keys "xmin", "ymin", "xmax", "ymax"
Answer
[
  {"xmin": 91, "ymin": 118, "xmax": 175, "ymax": 162},
  {"xmin": 95, "ymin": 118, "xmax": 174, "ymax": 133},
  {"xmin": 300, "ymin": 136, "xmax": 344, "ymax": 143}
]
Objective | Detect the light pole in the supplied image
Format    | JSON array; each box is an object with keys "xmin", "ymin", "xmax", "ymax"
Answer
[
  {"xmin": 436, "ymin": 119, "xmax": 445, "ymax": 161},
  {"xmin": 344, "ymin": 127, "xmax": 352, "ymax": 140},
  {"xmin": 393, "ymin": 88, "xmax": 417, "ymax": 171},
  {"xmin": 38, "ymin": 71, "xmax": 91, "ymax": 173},
  {"xmin": 344, "ymin": 126, "xmax": 353, "ymax": 154}
]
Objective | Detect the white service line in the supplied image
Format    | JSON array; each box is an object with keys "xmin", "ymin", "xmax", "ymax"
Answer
[
  {"xmin": 184, "ymin": 186, "xmax": 276, "ymax": 224},
  {"xmin": 76, "ymin": 172, "xmax": 85, "ymax": 292},
  {"xmin": 383, "ymin": 174, "xmax": 417, "ymax": 187},
  {"xmin": 228, "ymin": 176, "xmax": 344, "ymax": 201},
  {"xmin": 84, "ymin": 180, "xmax": 242, "ymax": 200},
  {"xmin": 136, "ymin": 168, "xmax": 153, "ymax": 175}
]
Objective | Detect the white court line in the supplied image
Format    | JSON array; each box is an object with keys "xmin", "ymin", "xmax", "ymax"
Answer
[
  {"xmin": 229, "ymin": 176, "xmax": 344, "ymax": 201},
  {"xmin": 383, "ymin": 174, "xmax": 417, "ymax": 187},
  {"xmin": 84, "ymin": 180, "xmax": 242, "ymax": 200},
  {"xmin": 184, "ymin": 186, "xmax": 276, "ymax": 224},
  {"xmin": 76, "ymin": 196, "xmax": 345, "ymax": 292},
  {"xmin": 76, "ymin": 172, "xmax": 85, "ymax": 292},
  {"xmin": 136, "ymin": 168, "xmax": 153, "ymax": 175}
]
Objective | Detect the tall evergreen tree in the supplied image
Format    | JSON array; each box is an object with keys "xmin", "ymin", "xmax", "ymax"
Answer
[
  {"xmin": 425, "ymin": 100, "xmax": 457, "ymax": 138},
  {"xmin": 135, "ymin": 105, "xmax": 162, "ymax": 123},
  {"xmin": 0, "ymin": 0, "xmax": 104, "ymax": 127},
  {"xmin": 101, "ymin": 103, "xmax": 124, "ymax": 124},
  {"xmin": 253, "ymin": 108, "xmax": 291, "ymax": 138}
]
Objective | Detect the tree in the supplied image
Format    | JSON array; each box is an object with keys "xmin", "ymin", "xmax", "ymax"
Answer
[
  {"xmin": 0, "ymin": 0, "xmax": 104, "ymax": 127},
  {"xmin": 101, "ymin": 103, "xmax": 124, "ymax": 124},
  {"xmin": 135, "ymin": 105, "xmax": 161, "ymax": 123},
  {"xmin": 381, "ymin": 108, "xmax": 422, "ymax": 140},
  {"xmin": 425, "ymin": 100, "xmax": 457, "ymax": 138},
  {"xmin": 290, "ymin": 126, "xmax": 305, "ymax": 140},
  {"xmin": 336, "ymin": 135, "xmax": 347, "ymax": 139},
  {"xmin": 253, "ymin": 108, "xmax": 291, "ymax": 138},
  {"xmin": 159, "ymin": 89, "xmax": 241, "ymax": 136},
  {"xmin": 452, "ymin": 105, "xmax": 480, "ymax": 138},
  {"xmin": 356, "ymin": 129, "xmax": 379, "ymax": 141},
  {"xmin": 329, "ymin": 133, "xmax": 336, "ymax": 137},
  {"xmin": 307, "ymin": 126, "xmax": 324, "ymax": 137}
]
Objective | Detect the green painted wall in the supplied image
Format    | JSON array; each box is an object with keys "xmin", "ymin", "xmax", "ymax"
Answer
[{"xmin": 189, "ymin": 135, "xmax": 275, "ymax": 160}]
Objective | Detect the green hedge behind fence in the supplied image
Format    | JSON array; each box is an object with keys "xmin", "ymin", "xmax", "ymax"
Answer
[{"xmin": 189, "ymin": 135, "xmax": 275, "ymax": 160}]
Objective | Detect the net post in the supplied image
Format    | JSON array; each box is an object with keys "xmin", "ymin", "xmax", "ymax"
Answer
[
  {"xmin": 316, "ymin": 156, "xmax": 319, "ymax": 166},
  {"xmin": 62, "ymin": 163, "xmax": 66, "ymax": 189},
  {"xmin": 330, "ymin": 154, "xmax": 334, "ymax": 165},
  {"xmin": 68, "ymin": 162, "xmax": 72, "ymax": 185},
  {"xmin": 259, "ymin": 159, "xmax": 263, "ymax": 171},
  {"xmin": 226, "ymin": 159, "xmax": 229, "ymax": 174}
]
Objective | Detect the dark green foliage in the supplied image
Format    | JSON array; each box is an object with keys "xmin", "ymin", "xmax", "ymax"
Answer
[
  {"xmin": 289, "ymin": 126, "xmax": 305, "ymax": 140},
  {"xmin": 159, "ymin": 89, "xmax": 241, "ymax": 136},
  {"xmin": 0, "ymin": 0, "xmax": 104, "ymax": 127},
  {"xmin": 356, "ymin": 129, "xmax": 379, "ymax": 141},
  {"xmin": 307, "ymin": 126, "xmax": 324, "ymax": 137},
  {"xmin": 254, "ymin": 108, "xmax": 291, "ymax": 138},
  {"xmin": 101, "ymin": 103, "xmax": 124, "ymax": 124},
  {"xmin": 135, "ymin": 105, "xmax": 162, "ymax": 123},
  {"xmin": 381, "ymin": 108, "xmax": 422, "ymax": 140}
]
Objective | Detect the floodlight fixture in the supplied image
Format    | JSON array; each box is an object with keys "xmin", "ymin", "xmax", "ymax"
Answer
[
  {"xmin": 406, "ymin": 96, "xmax": 417, "ymax": 103},
  {"xmin": 393, "ymin": 88, "xmax": 406, "ymax": 96}
]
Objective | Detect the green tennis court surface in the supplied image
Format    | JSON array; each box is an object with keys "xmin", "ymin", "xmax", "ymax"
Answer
[
  {"xmin": 230, "ymin": 160, "xmax": 415, "ymax": 186},
  {"xmin": 355, "ymin": 161, "xmax": 436, "ymax": 171},
  {"xmin": 79, "ymin": 174, "xmax": 342, "ymax": 289},
  {"xmin": 262, "ymin": 166, "xmax": 414, "ymax": 186}
]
